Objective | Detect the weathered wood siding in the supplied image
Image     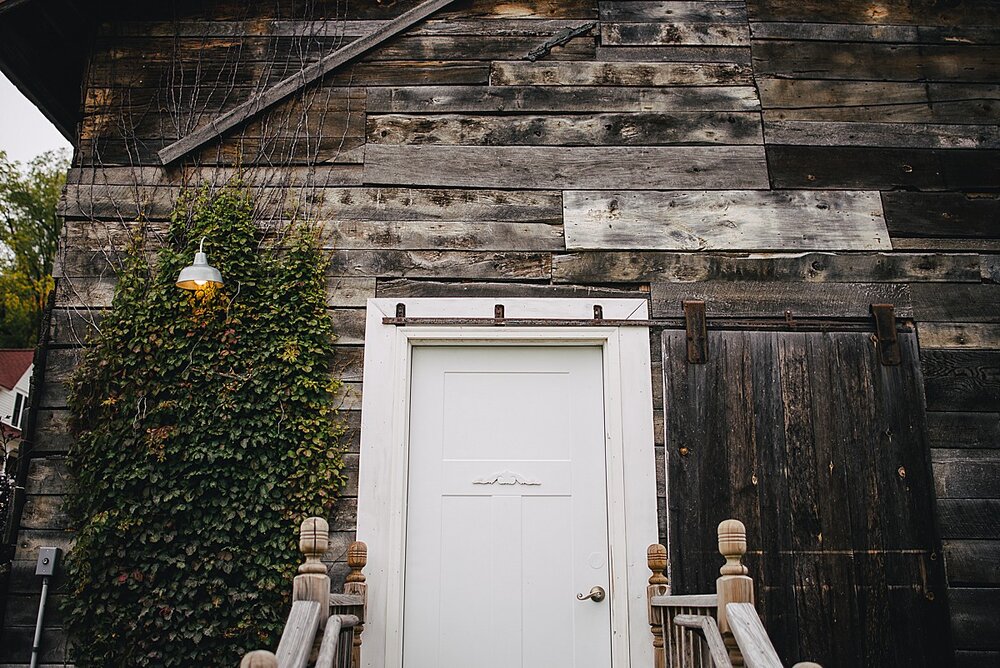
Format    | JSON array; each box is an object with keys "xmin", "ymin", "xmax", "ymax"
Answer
[{"xmin": 3, "ymin": 0, "xmax": 998, "ymax": 665}]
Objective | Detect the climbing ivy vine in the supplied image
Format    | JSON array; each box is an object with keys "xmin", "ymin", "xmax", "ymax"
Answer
[{"xmin": 64, "ymin": 183, "xmax": 345, "ymax": 666}]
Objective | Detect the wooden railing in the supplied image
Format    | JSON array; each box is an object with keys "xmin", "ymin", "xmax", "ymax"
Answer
[
  {"xmin": 648, "ymin": 520, "xmax": 821, "ymax": 668},
  {"xmin": 241, "ymin": 518, "xmax": 367, "ymax": 668}
]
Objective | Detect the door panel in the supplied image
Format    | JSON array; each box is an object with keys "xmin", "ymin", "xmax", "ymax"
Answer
[{"xmin": 403, "ymin": 346, "xmax": 610, "ymax": 668}]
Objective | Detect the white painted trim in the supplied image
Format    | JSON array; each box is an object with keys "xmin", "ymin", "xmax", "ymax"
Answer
[{"xmin": 357, "ymin": 298, "xmax": 657, "ymax": 668}]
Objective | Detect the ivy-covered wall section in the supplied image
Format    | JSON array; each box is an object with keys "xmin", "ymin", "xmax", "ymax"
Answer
[{"xmin": 64, "ymin": 184, "xmax": 346, "ymax": 667}]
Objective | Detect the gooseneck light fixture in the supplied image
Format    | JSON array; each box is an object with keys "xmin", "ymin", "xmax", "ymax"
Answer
[{"xmin": 176, "ymin": 237, "xmax": 224, "ymax": 290}]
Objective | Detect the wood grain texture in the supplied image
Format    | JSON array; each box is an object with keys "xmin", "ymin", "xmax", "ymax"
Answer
[
  {"xmin": 599, "ymin": 2, "xmax": 748, "ymax": 23},
  {"xmin": 563, "ymin": 190, "xmax": 889, "ymax": 251},
  {"xmin": 911, "ymin": 283, "xmax": 1000, "ymax": 323},
  {"xmin": 597, "ymin": 44, "xmax": 751, "ymax": 63},
  {"xmin": 652, "ymin": 280, "xmax": 912, "ymax": 318},
  {"xmin": 764, "ymin": 121, "xmax": 1000, "ymax": 149},
  {"xmin": 745, "ymin": 0, "xmax": 1000, "ymax": 25},
  {"xmin": 489, "ymin": 60, "xmax": 752, "ymax": 86},
  {"xmin": 950, "ymin": 588, "xmax": 1000, "ymax": 650},
  {"xmin": 919, "ymin": 323, "xmax": 1000, "ymax": 350},
  {"xmin": 927, "ymin": 412, "xmax": 1000, "ymax": 449},
  {"xmin": 932, "ymin": 450, "xmax": 1000, "ymax": 499},
  {"xmin": 367, "ymin": 112, "xmax": 763, "ymax": 146},
  {"xmin": 753, "ymin": 41, "xmax": 1000, "ymax": 82},
  {"xmin": 365, "ymin": 84, "xmax": 761, "ymax": 112},
  {"xmin": 553, "ymin": 251, "xmax": 980, "ymax": 283},
  {"xmin": 922, "ymin": 350, "xmax": 1000, "ymax": 412},
  {"xmin": 364, "ymin": 145, "xmax": 769, "ymax": 189},
  {"xmin": 943, "ymin": 540, "xmax": 1000, "ymax": 585},
  {"xmin": 938, "ymin": 499, "xmax": 1000, "ymax": 539},
  {"xmin": 602, "ymin": 22, "xmax": 750, "ymax": 46},
  {"xmin": 750, "ymin": 21, "xmax": 1000, "ymax": 45},
  {"xmin": 881, "ymin": 193, "xmax": 1000, "ymax": 239}
]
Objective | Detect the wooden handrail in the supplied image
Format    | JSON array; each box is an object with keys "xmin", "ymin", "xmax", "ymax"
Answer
[
  {"xmin": 673, "ymin": 614, "xmax": 733, "ymax": 668},
  {"xmin": 240, "ymin": 517, "xmax": 368, "ymax": 668},
  {"xmin": 648, "ymin": 520, "xmax": 822, "ymax": 668}
]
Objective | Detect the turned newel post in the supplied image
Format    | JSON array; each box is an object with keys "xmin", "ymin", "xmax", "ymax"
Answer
[
  {"xmin": 294, "ymin": 517, "xmax": 331, "ymax": 627},
  {"xmin": 647, "ymin": 543, "xmax": 669, "ymax": 668},
  {"xmin": 716, "ymin": 519, "xmax": 754, "ymax": 665},
  {"xmin": 345, "ymin": 541, "xmax": 368, "ymax": 667}
]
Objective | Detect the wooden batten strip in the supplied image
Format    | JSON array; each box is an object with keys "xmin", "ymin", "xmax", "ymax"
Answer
[
  {"xmin": 563, "ymin": 190, "xmax": 890, "ymax": 251},
  {"xmin": 157, "ymin": 0, "xmax": 458, "ymax": 164}
]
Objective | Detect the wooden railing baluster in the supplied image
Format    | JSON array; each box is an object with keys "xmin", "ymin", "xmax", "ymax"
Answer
[
  {"xmin": 647, "ymin": 543, "xmax": 670, "ymax": 668},
  {"xmin": 716, "ymin": 520, "xmax": 754, "ymax": 666}
]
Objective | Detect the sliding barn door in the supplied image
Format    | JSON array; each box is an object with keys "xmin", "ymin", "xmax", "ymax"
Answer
[{"xmin": 663, "ymin": 330, "xmax": 951, "ymax": 667}]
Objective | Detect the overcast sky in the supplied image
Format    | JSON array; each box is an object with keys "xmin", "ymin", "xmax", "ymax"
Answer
[{"xmin": 1, "ymin": 72, "xmax": 72, "ymax": 165}]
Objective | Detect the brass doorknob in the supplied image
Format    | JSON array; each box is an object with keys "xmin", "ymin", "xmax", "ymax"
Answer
[{"xmin": 576, "ymin": 586, "xmax": 606, "ymax": 603}]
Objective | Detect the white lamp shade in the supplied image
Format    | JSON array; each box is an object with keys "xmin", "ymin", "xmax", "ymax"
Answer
[{"xmin": 176, "ymin": 251, "xmax": 224, "ymax": 290}]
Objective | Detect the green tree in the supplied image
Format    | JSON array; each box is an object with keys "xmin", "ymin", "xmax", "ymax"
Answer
[{"xmin": 0, "ymin": 149, "xmax": 69, "ymax": 347}]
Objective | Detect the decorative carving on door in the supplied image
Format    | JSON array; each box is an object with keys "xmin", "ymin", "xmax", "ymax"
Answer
[{"xmin": 472, "ymin": 470, "xmax": 541, "ymax": 486}]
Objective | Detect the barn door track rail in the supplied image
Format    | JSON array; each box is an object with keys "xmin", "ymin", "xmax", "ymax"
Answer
[{"xmin": 384, "ymin": 301, "xmax": 908, "ymax": 365}]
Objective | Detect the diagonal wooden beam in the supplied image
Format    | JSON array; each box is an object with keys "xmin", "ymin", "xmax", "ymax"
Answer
[{"xmin": 158, "ymin": 0, "xmax": 457, "ymax": 165}]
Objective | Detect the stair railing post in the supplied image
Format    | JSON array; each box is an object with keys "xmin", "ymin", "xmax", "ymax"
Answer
[
  {"xmin": 716, "ymin": 519, "xmax": 754, "ymax": 666},
  {"xmin": 344, "ymin": 541, "xmax": 367, "ymax": 667},
  {"xmin": 647, "ymin": 543, "xmax": 669, "ymax": 668},
  {"xmin": 294, "ymin": 517, "xmax": 331, "ymax": 627}
]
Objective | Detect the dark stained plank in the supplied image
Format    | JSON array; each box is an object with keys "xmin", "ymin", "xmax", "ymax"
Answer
[
  {"xmin": 943, "ymin": 540, "xmax": 1000, "ymax": 585},
  {"xmin": 892, "ymin": 239, "xmax": 1000, "ymax": 252},
  {"xmin": 489, "ymin": 60, "xmax": 752, "ymax": 86},
  {"xmin": 652, "ymin": 281, "xmax": 912, "ymax": 318},
  {"xmin": 20, "ymin": 495, "xmax": 69, "ymax": 530},
  {"xmin": 366, "ymin": 85, "xmax": 761, "ymax": 113},
  {"xmin": 934, "ymin": 498, "xmax": 999, "ymax": 539},
  {"xmin": 882, "ymin": 192, "xmax": 1000, "ymax": 239},
  {"xmin": 933, "ymin": 450, "xmax": 1000, "ymax": 498},
  {"xmin": 911, "ymin": 283, "xmax": 1000, "ymax": 323},
  {"xmin": 563, "ymin": 190, "xmax": 890, "ymax": 251},
  {"xmin": 553, "ymin": 251, "xmax": 980, "ymax": 284},
  {"xmin": 922, "ymin": 350, "xmax": 1000, "ymax": 412},
  {"xmin": 367, "ymin": 112, "xmax": 762, "ymax": 146},
  {"xmin": 597, "ymin": 45, "xmax": 752, "ymax": 64},
  {"xmin": 750, "ymin": 21, "xmax": 1000, "ymax": 45},
  {"xmin": 758, "ymin": 80, "xmax": 998, "ymax": 124},
  {"xmin": 767, "ymin": 146, "xmax": 1000, "ymax": 191},
  {"xmin": 601, "ymin": 22, "xmax": 749, "ymax": 46},
  {"xmin": 765, "ymin": 120, "xmax": 1000, "ymax": 149},
  {"xmin": 0, "ymin": 627, "xmax": 70, "ymax": 665},
  {"xmin": 745, "ymin": 0, "xmax": 1000, "ymax": 25},
  {"xmin": 927, "ymin": 412, "xmax": 1000, "ymax": 450},
  {"xmin": 753, "ymin": 41, "xmax": 1000, "ymax": 82},
  {"xmin": 950, "ymin": 588, "xmax": 1000, "ymax": 650},
  {"xmin": 364, "ymin": 145, "xmax": 769, "ymax": 189}
]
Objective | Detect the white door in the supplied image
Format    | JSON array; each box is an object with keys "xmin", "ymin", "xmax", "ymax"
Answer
[{"xmin": 402, "ymin": 345, "xmax": 612, "ymax": 668}]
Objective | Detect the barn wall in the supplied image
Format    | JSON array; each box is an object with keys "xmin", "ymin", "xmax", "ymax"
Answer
[{"xmin": 3, "ymin": 0, "xmax": 998, "ymax": 665}]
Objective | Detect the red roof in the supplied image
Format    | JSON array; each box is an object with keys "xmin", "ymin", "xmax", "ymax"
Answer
[{"xmin": 0, "ymin": 349, "xmax": 33, "ymax": 390}]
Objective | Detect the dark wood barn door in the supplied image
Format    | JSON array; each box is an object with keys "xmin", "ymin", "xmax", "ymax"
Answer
[{"xmin": 663, "ymin": 330, "xmax": 951, "ymax": 667}]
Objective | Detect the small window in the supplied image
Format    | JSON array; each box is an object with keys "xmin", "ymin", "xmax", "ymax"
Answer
[{"xmin": 11, "ymin": 393, "xmax": 25, "ymax": 430}]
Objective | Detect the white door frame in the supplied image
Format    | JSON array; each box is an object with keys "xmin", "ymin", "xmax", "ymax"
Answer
[{"xmin": 357, "ymin": 298, "xmax": 658, "ymax": 668}]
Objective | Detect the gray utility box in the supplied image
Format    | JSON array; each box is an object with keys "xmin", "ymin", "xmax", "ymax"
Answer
[{"xmin": 35, "ymin": 547, "xmax": 60, "ymax": 576}]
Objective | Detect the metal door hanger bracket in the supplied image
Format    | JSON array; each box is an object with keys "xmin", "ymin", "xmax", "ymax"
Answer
[{"xmin": 870, "ymin": 303, "xmax": 902, "ymax": 366}]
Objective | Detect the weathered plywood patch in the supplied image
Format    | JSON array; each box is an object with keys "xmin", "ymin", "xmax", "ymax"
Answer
[{"xmin": 564, "ymin": 190, "xmax": 889, "ymax": 251}]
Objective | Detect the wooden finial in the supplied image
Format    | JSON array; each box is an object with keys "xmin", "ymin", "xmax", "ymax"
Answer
[
  {"xmin": 647, "ymin": 543, "xmax": 668, "ymax": 586},
  {"xmin": 646, "ymin": 543, "xmax": 670, "ymax": 668},
  {"xmin": 716, "ymin": 519, "xmax": 754, "ymax": 664},
  {"xmin": 346, "ymin": 541, "xmax": 368, "ymax": 584},
  {"xmin": 718, "ymin": 519, "xmax": 748, "ymax": 577},
  {"xmin": 298, "ymin": 516, "xmax": 329, "ymax": 575},
  {"xmin": 240, "ymin": 650, "xmax": 278, "ymax": 668},
  {"xmin": 294, "ymin": 517, "xmax": 331, "ymax": 628}
]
